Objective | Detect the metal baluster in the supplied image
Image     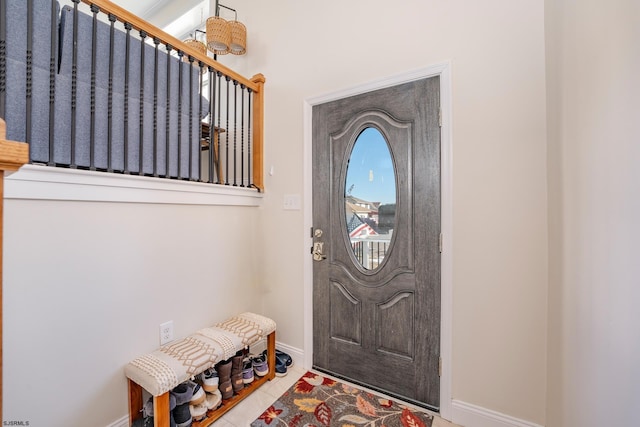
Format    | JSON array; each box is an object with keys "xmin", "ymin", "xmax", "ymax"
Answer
[
  {"xmin": 152, "ymin": 37, "xmax": 159, "ymax": 177},
  {"xmin": 26, "ymin": 0, "xmax": 33, "ymax": 147},
  {"xmin": 107, "ymin": 13, "xmax": 116, "ymax": 172},
  {"xmin": 177, "ymin": 52, "xmax": 183, "ymax": 179},
  {"xmin": 208, "ymin": 66, "xmax": 215, "ymax": 183},
  {"xmin": 138, "ymin": 30, "xmax": 146, "ymax": 175},
  {"xmin": 89, "ymin": 4, "xmax": 99, "ymax": 170},
  {"xmin": 232, "ymin": 80, "xmax": 238, "ymax": 186},
  {"xmin": 198, "ymin": 61, "xmax": 204, "ymax": 182},
  {"xmin": 123, "ymin": 22, "xmax": 131, "ymax": 174},
  {"xmin": 216, "ymin": 71, "xmax": 222, "ymax": 184},
  {"xmin": 188, "ymin": 55, "xmax": 194, "ymax": 180},
  {"xmin": 165, "ymin": 44, "xmax": 172, "ymax": 178},
  {"xmin": 47, "ymin": 0, "xmax": 57, "ymax": 165},
  {"xmin": 70, "ymin": 0, "xmax": 80, "ymax": 168},
  {"xmin": 225, "ymin": 75, "xmax": 230, "ymax": 185},
  {"xmin": 370, "ymin": 243, "xmax": 374, "ymax": 269},
  {"xmin": 240, "ymin": 84, "xmax": 245, "ymax": 186}
]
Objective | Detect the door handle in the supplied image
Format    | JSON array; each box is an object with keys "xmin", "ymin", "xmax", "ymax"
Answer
[{"xmin": 313, "ymin": 242, "xmax": 327, "ymax": 261}]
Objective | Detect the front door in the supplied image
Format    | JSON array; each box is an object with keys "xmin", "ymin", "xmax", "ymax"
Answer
[{"xmin": 312, "ymin": 77, "xmax": 441, "ymax": 410}]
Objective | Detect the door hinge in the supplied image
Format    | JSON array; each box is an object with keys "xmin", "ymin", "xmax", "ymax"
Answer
[
  {"xmin": 439, "ymin": 357, "xmax": 442, "ymax": 377},
  {"xmin": 439, "ymin": 233, "xmax": 443, "ymax": 253},
  {"xmin": 438, "ymin": 108, "xmax": 442, "ymax": 127}
]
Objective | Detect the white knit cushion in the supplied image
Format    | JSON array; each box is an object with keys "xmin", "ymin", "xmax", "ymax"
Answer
[{"xmin": 125, "ymin": 312, "xmax": 276, "ymax": 396}]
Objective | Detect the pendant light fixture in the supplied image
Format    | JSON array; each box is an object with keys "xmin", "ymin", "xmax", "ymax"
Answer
[{"xmin": 206, "ymin": 1, "xmax": 246, "ymax": 57}]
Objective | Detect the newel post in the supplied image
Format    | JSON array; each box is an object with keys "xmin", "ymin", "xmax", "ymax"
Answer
[
  {"xmin": 251, "ymin": 73, "xmax": 265, "ymax": 192},
  {"xmin": 0, "ymin": 119, "xmax": 29, "ymax": 421}
]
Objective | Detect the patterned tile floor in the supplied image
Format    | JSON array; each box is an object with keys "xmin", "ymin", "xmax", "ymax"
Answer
[{"xmin": 215, "ymin": 365, "xmax": 460, "ymax": 426}]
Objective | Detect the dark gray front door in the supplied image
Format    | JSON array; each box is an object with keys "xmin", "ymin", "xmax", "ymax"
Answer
[{"xmin": 312, "ymin": 77, "xmax": 441, "ymax": 410}]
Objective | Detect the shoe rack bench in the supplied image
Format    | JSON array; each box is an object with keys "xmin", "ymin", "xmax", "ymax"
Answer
[{"xmin": 125, "ymin": 313, "xmax": 277, "ymax": 427}]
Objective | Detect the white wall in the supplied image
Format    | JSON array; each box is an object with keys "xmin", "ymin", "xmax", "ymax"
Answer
[
  {"xmin": 3, "ymin": 0, "xmax": 553, "ymax": 425},
  {"xmin": 229, "ymin": 0, "xmax": 549, "ymax": 424},
  {"xmin": 3, "ymin": 197, "xmax": 262, "ymax": 426},
  {"xmin": 545, "ymin": 0, "xmax": 640, "ymax": 426}
]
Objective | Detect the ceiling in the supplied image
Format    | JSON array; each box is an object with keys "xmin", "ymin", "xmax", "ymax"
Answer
[{"xmin": 110, "ymin": 0, "xmax": 208, "ymax": 37}]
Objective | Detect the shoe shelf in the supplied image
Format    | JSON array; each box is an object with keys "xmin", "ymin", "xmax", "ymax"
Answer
[
  {"xmin": 127, "ymin": 330, "xmax": 276, "ymax": 427},
  {"xmin": 194, "ymin": 332, "xmax": 275, "ymax": 426},
  {"xmin": 194, "ymin": 370, "xmax": 273, "ymax": 426}
]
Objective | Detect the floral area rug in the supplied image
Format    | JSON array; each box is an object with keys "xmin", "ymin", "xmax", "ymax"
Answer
[{"xmin": 251, "ymin": 371, "xmax": 435, "ymax": 427}]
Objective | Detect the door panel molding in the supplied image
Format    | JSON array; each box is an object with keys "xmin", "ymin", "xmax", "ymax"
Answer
[
  {"xmin": 303, "ymin": 61, "xmax": 453, "ymax": 420},
  {"xmin": 331, "ymin": 109, "xmax": 415, "ymax": 278}
]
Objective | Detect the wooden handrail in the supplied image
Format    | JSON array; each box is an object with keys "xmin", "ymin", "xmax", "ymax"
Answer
[
  {"xmin": 0, "ymin": 118, "xmax": 29, "ymax": 423},
  {"xmin": 80, "ymin": 0, "xmax": 259, "ymax": 92}
]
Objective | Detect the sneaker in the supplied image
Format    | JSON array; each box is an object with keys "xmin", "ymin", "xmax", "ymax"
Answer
[
  {"xmin": 205, "ymin": 390, "xmax": 222, "ymax": 410},
  {"xmin": 252, "ymin": 354, "xmax": 268, "ymax": 377},
  {"xmin": 275, "ymin": 355, "xmax": 288, "ymax": 377},
  {"xmin": 189, "ymin": 403, "xmax": 208, "ymax": 421},
  {"xmin": 173, "ymin": 403, "xmax": 192, "ymax": 427},
  {"xmin": 242, "ymin": 358, "xmax": 254, "ymax": 384},
  {"xmin": 264, "ymin": 349, "xmax": 293, "ymax": 368},
  {"xmin": 197, "ymin": 368, "xmax": 219, "ymax": 392}
]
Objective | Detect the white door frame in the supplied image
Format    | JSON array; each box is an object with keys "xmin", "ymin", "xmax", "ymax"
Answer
[{"xmin": 302, "ymin": 61, "xmax": 453, "ymax": 420}]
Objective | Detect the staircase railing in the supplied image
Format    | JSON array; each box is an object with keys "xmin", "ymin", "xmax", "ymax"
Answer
[{"xmin": 0, "ymin": 0, "xmax": 265, "ymax": 191}]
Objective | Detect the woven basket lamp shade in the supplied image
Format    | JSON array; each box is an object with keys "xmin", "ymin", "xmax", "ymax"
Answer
[
  {"xmin": 206, "ymin": 16, "xmax": 230, "ymax": 55},
  {"xmin": 182, "ymin": 38, "xmax": 206, "ymax": 60},
  {"xmin": 228, "ymin": 20, "xmax": 246, "ymax": 55}
]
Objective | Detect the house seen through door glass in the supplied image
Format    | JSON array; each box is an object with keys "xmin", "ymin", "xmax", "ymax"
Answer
[{"xmin": 344, "ymin": 127, "xmax": 397, "ymax": 271}]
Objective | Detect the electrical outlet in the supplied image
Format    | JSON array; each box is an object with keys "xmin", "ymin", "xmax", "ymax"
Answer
[{"xmin": 159, "ymin": 321, "xmax": 174, "ymax": 346}]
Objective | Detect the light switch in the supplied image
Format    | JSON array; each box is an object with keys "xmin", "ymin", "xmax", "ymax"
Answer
[{"xmin": 283, "ymin": 194, "xmax": 301, "ymax": 210}]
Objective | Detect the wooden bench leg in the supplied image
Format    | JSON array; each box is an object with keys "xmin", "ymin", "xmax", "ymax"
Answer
[
  {"xmin": 266, "ymin": 331, "xmax": 276, "ymax": 381},
  {"xmin": 128, "ymin": 379, "xmax": 143, "ymax": 425},
  {"xmin": 153, "ymin": 392, "xmax": 171, "ymax": 427}
]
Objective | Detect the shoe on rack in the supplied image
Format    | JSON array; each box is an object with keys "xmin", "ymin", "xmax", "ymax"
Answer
[
  {"xmin": 275, "ymin": 355, "xmax": 288, "ymax": 377},
  {"xmin": 219, "ymin": 379, "xmax": 234, "ymax": 400},
  {"xmin": 189, "ymin": 402, "xmax": 208, "ymax": 422},
  {"xmin": 263, "ymin": 349, "xmax": 293, "ymax": 368},
  {"xmin": 252, "ymin": 354, "xmax": 269, "ymax": 377},
  {"xmin": 242, "ymin": 358, "xmax": 254, "ymax": 384},
  {"xmin": 132, "ymin": 416, "xmax": 156, "ymax": 427},
  {"xmin": 186, "ymin": 380, "xmax": 206, "ymax": 406},
  {"xmin": 216, "ymin": 357, "xmax": 234, "ymax": 399},
  {"xmin": 215, "ymin": 359, "xmax": 232, "ymax": 383},
  {"xmin": 205, "ymin": 389, "xmax": 222, "ymax": 410},
  {"xmin": 171, "ymin": 382, "xmax": 194, "ymax": 406},
  {"xmin": 143, "ymin": 394, "xmax": 177, "ymax": 417},
  {"xmin": 231, "ymin": 352, "xmax": 245, "ymax": 393},
  {"xmin": 197, "ymin": 367, "xmax": 219, "ymax": 392},
  {"xmin": 173, "ymin": 403, "xmax": 192, "ymax": 427}
]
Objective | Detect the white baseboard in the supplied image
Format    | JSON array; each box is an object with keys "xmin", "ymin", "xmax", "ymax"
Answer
[
  {"xmin": 246, "ymin": 340, "xmax": 303, "ymax": 369},
  {"xmin": 273, "ymin": 341, "xmax": 304, "ymax": 369},
  {"xmin": 105, "ymin": 415, "xmax": 129, "ymax": 427},
  {"xmin": 451, "ymin": 400, "xmax": 544, "ymax": 427}
]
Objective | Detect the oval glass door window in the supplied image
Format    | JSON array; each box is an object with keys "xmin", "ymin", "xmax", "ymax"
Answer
[{"xmin": 345, "ymin": 127, "xmax": 397, "ymax": 271}]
